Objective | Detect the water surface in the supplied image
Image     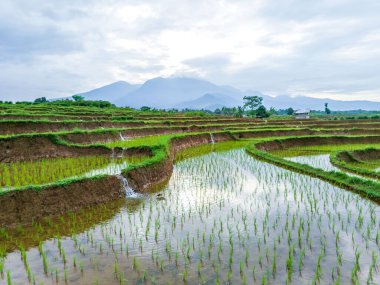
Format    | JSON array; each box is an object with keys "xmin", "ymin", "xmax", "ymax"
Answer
[{"xmin": 1, "ymin": 149, "xmax": 379, "ymax": 284}]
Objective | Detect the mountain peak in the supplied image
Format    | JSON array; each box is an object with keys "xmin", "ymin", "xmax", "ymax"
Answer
[
  {"xmin": 73, "ymin": 77, "xmax": 380, "ymax": 111},
  {"xmin": 75, "ymin": 80, "xmax": 140, "ymax": 101}
]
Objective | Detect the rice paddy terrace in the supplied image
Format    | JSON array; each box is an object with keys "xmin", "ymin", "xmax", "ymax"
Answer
[{"xmin": 0, "ymin": 103, "xmax": 379, "ymax": 285}]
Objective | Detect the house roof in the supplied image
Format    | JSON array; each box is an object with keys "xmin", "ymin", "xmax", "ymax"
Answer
[{"xmin": 294, "ymin": 109, "xmax": 310, "ymax": 114}]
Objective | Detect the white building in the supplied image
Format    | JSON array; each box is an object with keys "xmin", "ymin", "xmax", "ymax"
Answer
[{"xmin": 294, "ymin": 109, "xmax": 310, "ymax": 119}]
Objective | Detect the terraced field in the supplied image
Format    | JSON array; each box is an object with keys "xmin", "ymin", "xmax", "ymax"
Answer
[{"xmin": 0, "ymin": 103, "xmax": 379, "ymax": 284}]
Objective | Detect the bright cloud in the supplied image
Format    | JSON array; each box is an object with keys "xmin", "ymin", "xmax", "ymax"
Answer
[{"xmin": 0, "ymin": 0, "xmax": 379, "ymax": 101}]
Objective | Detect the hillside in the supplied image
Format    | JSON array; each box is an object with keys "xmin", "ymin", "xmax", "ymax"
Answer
[
  {"xmin": 75, "ymin": 81, "xmax": 140, "ymax": 102},
  {"xmin": 71, "ymin": 77, "xmax": 380, "ymax": 111}
]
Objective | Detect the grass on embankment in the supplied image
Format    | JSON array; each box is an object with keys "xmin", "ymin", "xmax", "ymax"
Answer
[
  {"xmin": 0, "ymin": 131, "xmax": 236, "ymax": 194},
  {"xmin": 175, "ymin": 140, "xmax": 251, "ymax": 162},
  {"xmin": 272, "ymin": 143, "xmax": 380, "ymax": 157},
  {"xmin": 3, "ymin": 125, "xmax": 380, "ymax": 205},
  {"xmin": 246, "ymin": 139, "xmax": 380, "ymax": 202},
  {"xmin": 330, "ymin": 148, "xmax": 380, "ymax": 180},
  {"xmin": 0, "ymin": 155, "xmax": 148, "ymax": 189}
]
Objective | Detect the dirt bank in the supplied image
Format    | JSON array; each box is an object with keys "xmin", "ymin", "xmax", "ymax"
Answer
[
  {"xmin": 0, "ymin": 121, "xmax": 149, "ymax": 135},
  {"xmin": 337, "ymin": 148, "xmax": 380, "ymax": 162},
  {"xmin": 0, "ymin": 175, "xmax": 124, "ymax": 228},
  {"xmin": 2, "ymin": 118, "xmax": 380, "ymax": 135},
  {"xmin": 0, "ymin": 132, "xmax": 230, "ymax": 227},
  {"xmin": 61, "ymin": 125, "xmax": 243, "ymax": 144},
  {"xmin": 235, "ymin": 128, "xmax": 380, "ymax": 139},
  {"xmin": 1, "ymin": 199, "xmax": 127, "ymax": 253},
  {"xmin": 0, "ymin": 119, "xmax": 254, "ymax": 135},
  {"xmin": 61, "ymin": 125, "xmax": 380, "ymax": 145},
  {"xmin": 0, "ymin": 135, "xmax": 111, "ymax": 162},
  {"xmin": 125, "ymin": 132, "xmax": 234, "ymax": 192},
  {"xmin": 255, "ymin": 135, "xmax": 380, "ymax": 152},
  {"xmin": 0, "ymin": 135, "xmax": 152, "ymax": 162}
]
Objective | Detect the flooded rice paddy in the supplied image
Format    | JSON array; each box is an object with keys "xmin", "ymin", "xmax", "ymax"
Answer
[
  {"xmin": 286, "ymin": 154, "xmax": 339, "ymax": 172},
  {"xmin": 1, "ymin": 148, "xmax": 379, "ymax": 284},
  {"xmin": 0, "ymin": 155, "xmax": 148, "ymax": 191},
  {"xmin": 273, "ymin": 144, "xmax": 380, "ymax": 181},
  {"xmin": 285, "ymin": 154, "xmax": 379, "ymax": 182}
]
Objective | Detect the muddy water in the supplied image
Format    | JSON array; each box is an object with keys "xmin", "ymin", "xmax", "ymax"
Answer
[{"xmin": 1, "ymin": 149, "xmax": 379, "ymax": 284}]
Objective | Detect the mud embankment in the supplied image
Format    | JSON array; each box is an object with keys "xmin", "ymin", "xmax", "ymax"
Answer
[
  {"xmin": 337, "ymin": 148, "xmax": 380, "ymax": 162},
  {"xmin": 0, "ymin": 121, "xmax": 148, "ymax": 135},
  {"xmin": 0, "ymin": 132, "xmax": 229, "ymax": 227},
  {"xmin": 0, "ymin": 119, "xmax": 257, "ymax": 135},
  {"xmin": 61, "ymin": 125, "xmax": 245, "ymax": 144},
  {"xmin": 0, "ymin": 115, "xmax": 113, "ymax": 121},
  {"xmin": 0, "ymin": 136, "xmax": 111, "ymax": 162},
  {"xmin": 0, "ymin": 176, "xmax": 124, "ymax": 228},
  {"xmin": 62, "ymin": 126, "xmax": 380, "ymax": 145},
  {"xmin": 2, "ymin": 118, "xmax": 380, "ymax": 136},
  {"xmin": 235, "ymin": 128, "xmax": 380, "ymax": 139},
  {"xmin": 255, "ymin": 136, "xmax": 380, "ymax": 152},
  {"xmin": 1, "ymin": 199, "xmax": 127, "ymax": 254},
  {"xmin": 2, "ymin": 127, "xmax": 380, "ymax": 163},
  {"xmin": 0, "ymin": 135, "xmax": 152, "ymax": 162},
  {"xmin": 331, "ymin": 149, "xmax": 380, "ymax": 180},
  {"xmin": 125, "ymin": 132, "xmax": 234, "ymax": 192}
]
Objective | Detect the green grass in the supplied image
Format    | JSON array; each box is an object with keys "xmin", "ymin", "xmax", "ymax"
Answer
[
  {"xmin": 0, "ymin": 155, "xmax": 148, "ymax": 190},
  {"xmin": 106, "ymin": 134, "xmax": 179, "ymax": 148},
  {"xmin": 246, "ymin": 137, "xmax": 380, "ymax": 202},
  {"xmin": 175, "ymin": 140, "xmax": 251, "ymax": 162},
  {"xmin": 350, "ymin": 159, "xmax": 380, "ymax": 170},
  {"xmin": 285, "ymin": 144, "xmax": 380, "ymax": 152},
  {"xmin": 2, "ymin": 101, "xmax": 380, "ymax": 203},
  {"xmin": 272, "ymin": 143, "xmax": 380, "ymax": 158},
  {"xmin": 330, "ymin": 148, "xmax": 380, "ymax": 180}
]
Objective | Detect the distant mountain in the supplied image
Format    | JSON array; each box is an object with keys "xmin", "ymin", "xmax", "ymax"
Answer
[
  {"xmin": 114, "ymin": 77, "xmax": 241, "ymax": 108},
  {"xmin": 75, "ymin": 81, "xmax": 140, "ymax": 102},
  {"xmin": 176, "ymin": 93, "xmax": 241, "ymax": 110},
  {"xmin": 68, "ymin": 77, "xmax": 380, "ymax": 111},
  {"xmin": 261, "ymin": 94, "xmax": 380, "ymax": 111}
]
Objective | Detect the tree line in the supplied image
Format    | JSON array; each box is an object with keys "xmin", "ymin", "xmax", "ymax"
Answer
[{"xmin": 2, "ymin": 95, "xmax": 335, "ymax": 117}]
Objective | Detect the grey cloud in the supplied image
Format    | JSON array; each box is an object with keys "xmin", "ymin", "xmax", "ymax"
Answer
[
  {"xmin": 0, "ymin": 0, "xmax": 379, "ymax": 101},
  {"xmin": 183, "ymin": 55, "xmax": 231, "ymax": 71}
]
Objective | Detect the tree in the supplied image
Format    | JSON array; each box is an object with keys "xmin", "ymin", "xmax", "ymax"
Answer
[
  {"xmin": 34, "ymin": 97, "xmax": 47, "ymax": 103},
  {"xmin": 234, "ymin": 106, "xmax": 244, "ymax": 118},
  {"xmin": 243, "ymin": 96, "xmax": 263, "ymax": 117},
  {"xmin": 286, "ymin": 107, "xmax": 295, "ymax": 115},
  {"xmin": 140, "ymin": 106, "xmax": 151, "ymax": 112},
  {"xmin": 72, "ymin": 95, "xmax": 84, "ymax": 101},
  {"xmin": 324, "ymin": 103, "xmax": 331, "ymax": 114},
  {"xmin": 256, "ymin": 105, "xmax": 270, "ymax": 118},
  {"xmin": 268, "ymin": 107, "xmax": 277, "ymax": 115}
]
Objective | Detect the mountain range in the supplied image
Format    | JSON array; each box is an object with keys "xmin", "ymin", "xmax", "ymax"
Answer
[{"xmin": 71, "ymin": 77, "xmax": 380, "ymax": 111}]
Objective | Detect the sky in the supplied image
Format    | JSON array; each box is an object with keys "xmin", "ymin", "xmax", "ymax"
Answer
[{"xmin": 0, "ymin": 0, "xmax": 380, "ymax": 102}]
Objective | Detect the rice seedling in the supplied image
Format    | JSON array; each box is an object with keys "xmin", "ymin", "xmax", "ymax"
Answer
[
  {"xmin": 0, "ymin": 155, "xmax": 148, "ymax": 190},
  {"xmin": 1, "ymin": 147, "xmax": 379, "ymax": 284}
]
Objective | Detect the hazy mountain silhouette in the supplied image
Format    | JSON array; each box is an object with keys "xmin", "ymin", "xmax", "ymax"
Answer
[
  {"xmin": 71, "ymin": 77, "xmax": 380, "ymax": 111},
  {"xmin": 114, "ymin": 77, "xmax": 241, "ymax": 108},
  {"xmin": 175, "ymin": 93, "xmax": 241, "ymax": 110},
  {"xmin": 260, "ymin": 94, "xmax": 380, "ymax": 111},
  {"xmin": 75, "ymin": 81, "xmax": 140, "ymax": 101}
]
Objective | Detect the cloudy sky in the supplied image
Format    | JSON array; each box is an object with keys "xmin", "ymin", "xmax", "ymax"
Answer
[{"xmin": 1, "ymin": 0, "xmax": 380, "ymax": 102}]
